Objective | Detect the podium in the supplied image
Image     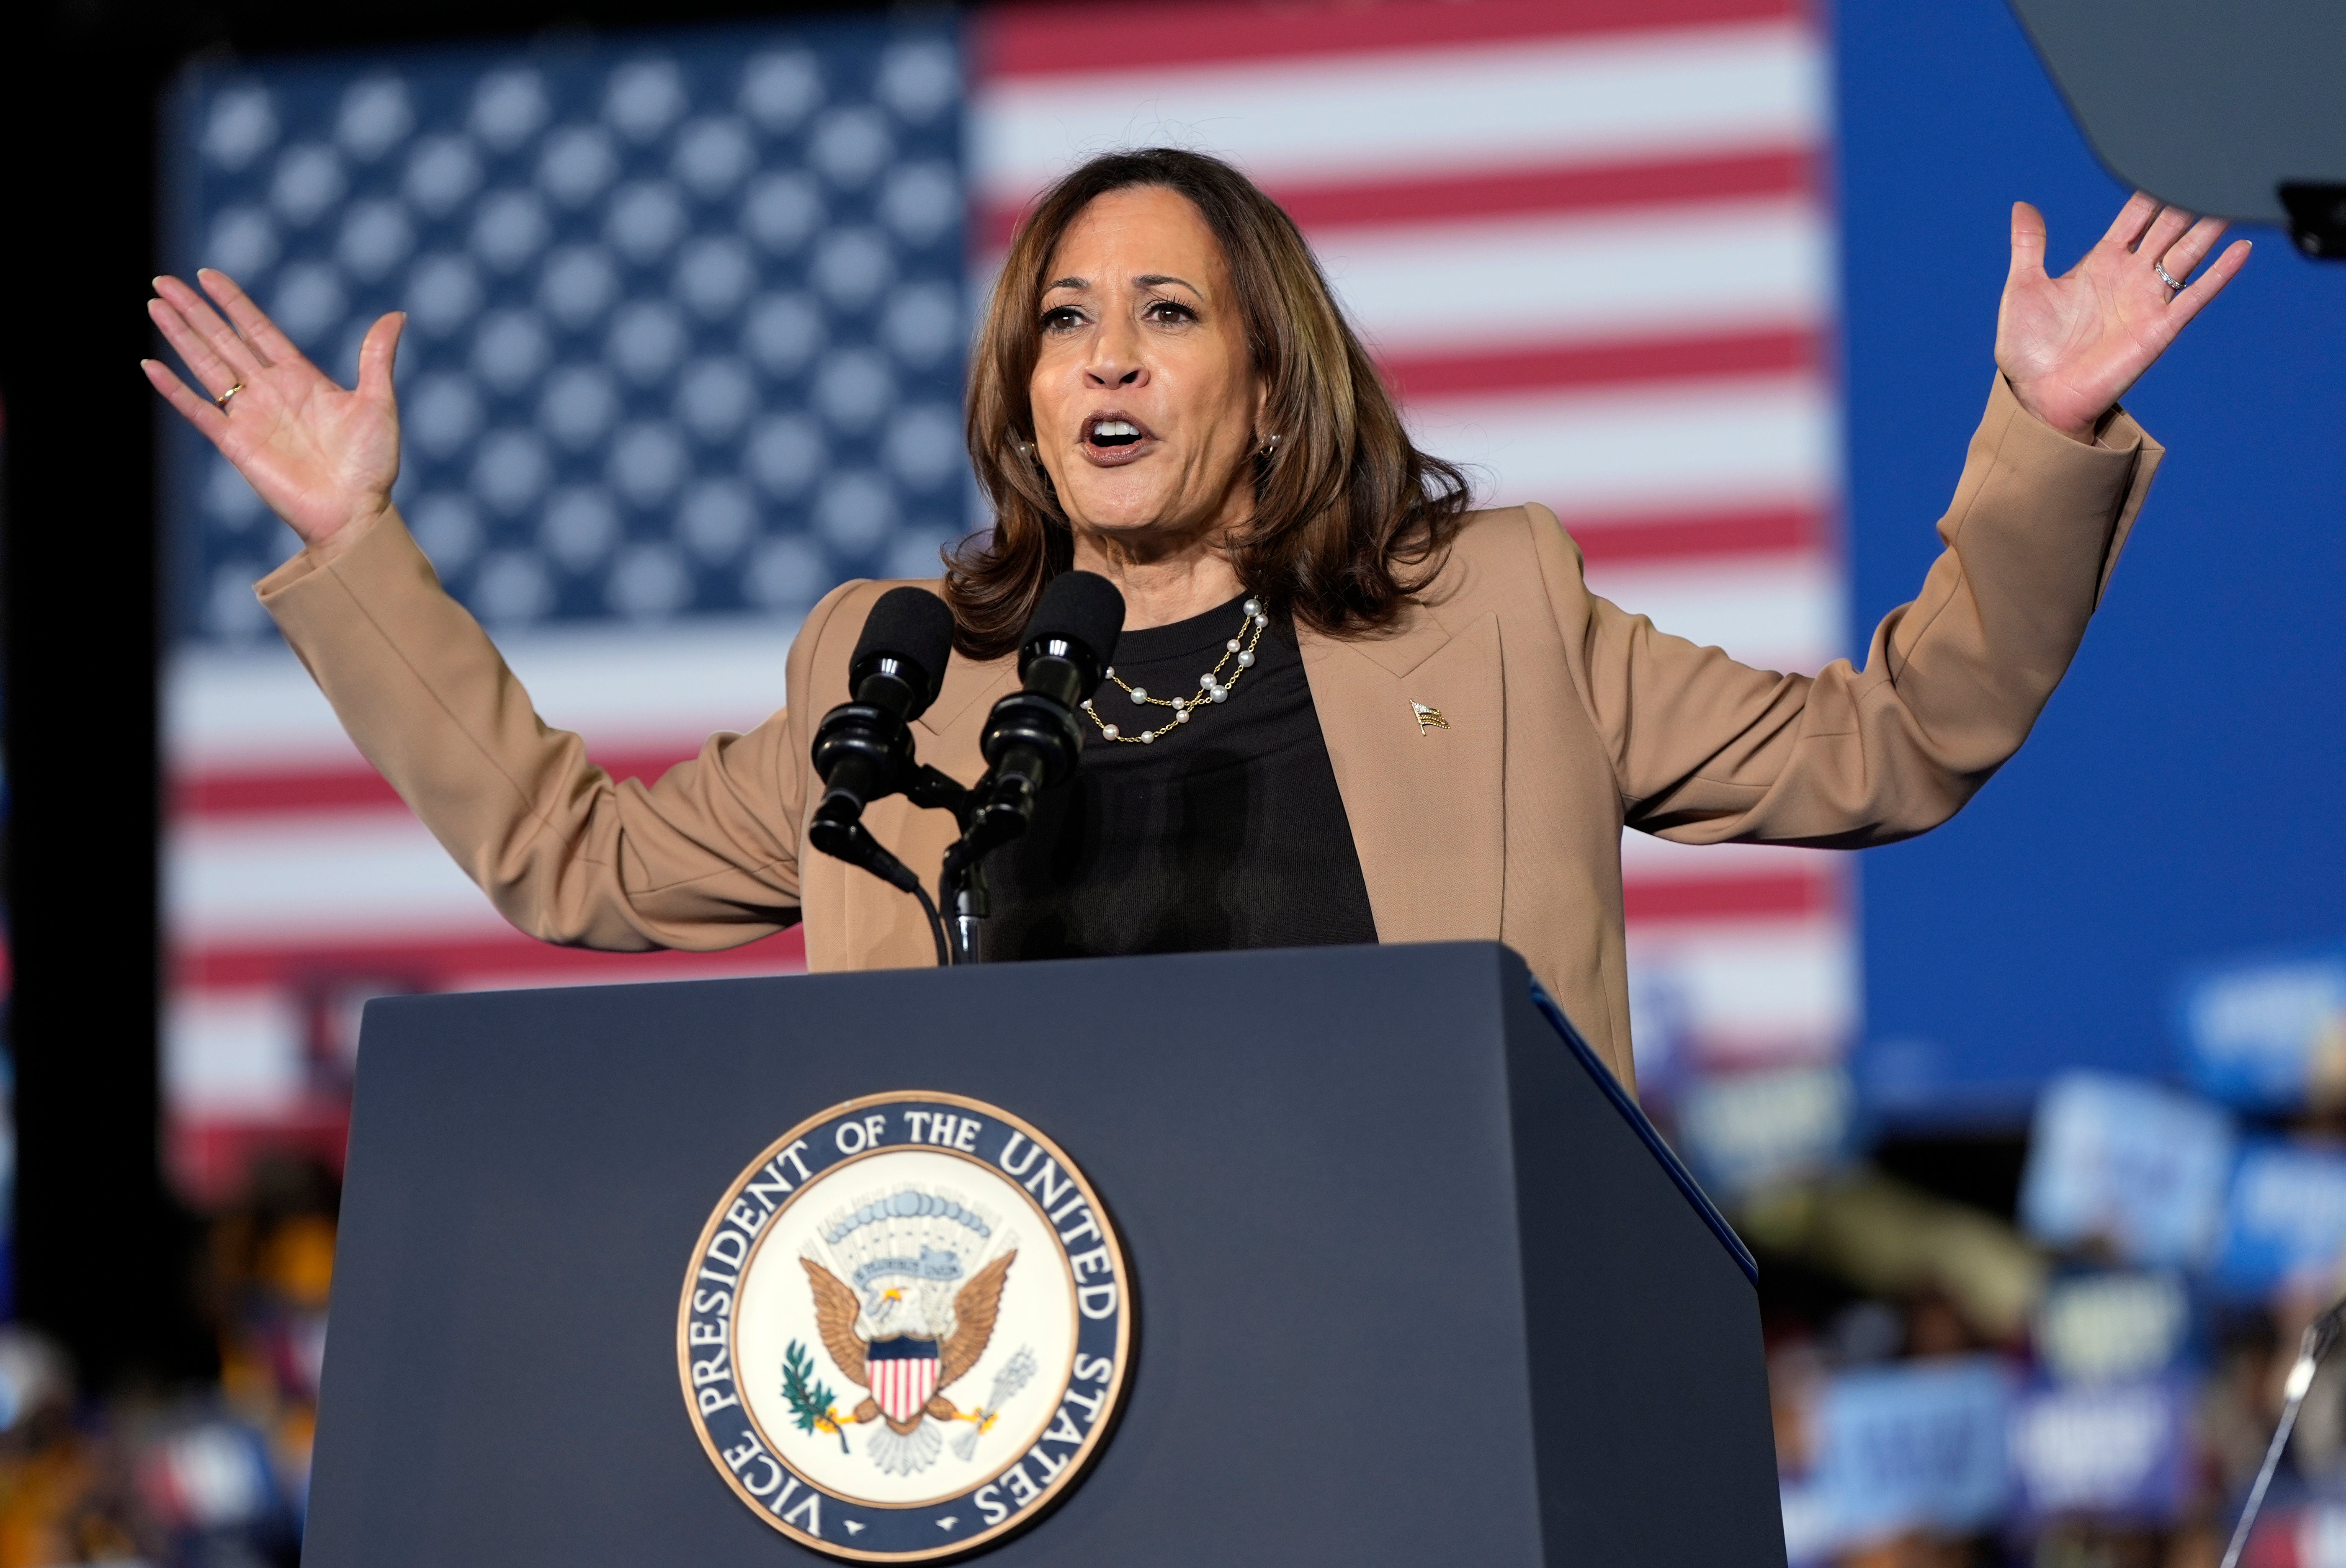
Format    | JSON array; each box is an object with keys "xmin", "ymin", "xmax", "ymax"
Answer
[{"xmin": 304, "ymin": 941, "xmax": 1784, "ymax": 1566}]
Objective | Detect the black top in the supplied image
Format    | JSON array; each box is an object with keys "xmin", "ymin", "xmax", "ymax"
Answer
[{"xmin": 978, "ymin": 592, "xmax": 1379, "ymax": 961}]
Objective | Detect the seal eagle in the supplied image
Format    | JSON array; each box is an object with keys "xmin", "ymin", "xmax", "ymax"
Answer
[{"xmin": 801, "ymin": 1251, "xmax": 1016, "ymax": 1440}]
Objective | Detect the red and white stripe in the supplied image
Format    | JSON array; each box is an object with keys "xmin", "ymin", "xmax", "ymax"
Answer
[
  {"xmin": 165, "ymin": 0, "xmax": 1851, "ymax": 1193},
  {"xmin": 165, "ymin": 622, "xmax": 811, "ymax": 1199},
  {"xmin": 973, "ymin": 0, "xmax": 1854, "ymax": 1077},
  {"xmin": 870, "ymin": 1350, "xmax": 941, "ymax": 1425}
]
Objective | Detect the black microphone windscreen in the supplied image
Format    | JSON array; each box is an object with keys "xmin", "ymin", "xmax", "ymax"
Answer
[
  {"xmin": 1024, "ymin": 571, "xmax": 1125, "ymax": 677},
  {"xmin": 850, "ymin": 587, "xmax": 956, "ymax": 713}
]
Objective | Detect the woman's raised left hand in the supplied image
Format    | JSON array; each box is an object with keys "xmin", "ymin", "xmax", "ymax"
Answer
[
  {"xmin": 142, "ymin": 269, "xmax": 404, "ymax": 551},
  {"xmin": 1995, "ymin": 193, "xmax": 2251, "ymax": 441}
]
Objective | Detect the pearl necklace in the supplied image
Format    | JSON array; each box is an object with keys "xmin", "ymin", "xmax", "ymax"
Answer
[{"xmin": 1079, "ymin": 597, "xmax": 1271, "ymax": 746}]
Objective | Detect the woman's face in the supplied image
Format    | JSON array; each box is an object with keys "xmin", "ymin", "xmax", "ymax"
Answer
[{"xmin": 1027, "ymin": 186, "xmax": 1264, "ymax": 552}]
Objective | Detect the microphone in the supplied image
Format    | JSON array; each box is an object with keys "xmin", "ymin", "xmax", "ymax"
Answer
[
  {"xmin": 972, "ymin": 570, "xmax": 1125, "ymax": 840},
  {"xmin": 934, "ymin": 571, "xmax": 1123, "ymax": 964},
  {"xmin": 809, "ymin": 587, "xmax": 956, "ymax": 837},
  {"xmin": 807, "ymin": 588, "xmax": 959, "ymax": 966}
]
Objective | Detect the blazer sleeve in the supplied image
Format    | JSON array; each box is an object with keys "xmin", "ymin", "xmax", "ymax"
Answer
[
  {"xmin": 1554, "ymin": 374, "xmax": 2163, "ymax": 846},
  {"xmin": 256, "ymin": 507, "xmax": 829, "ymax": 950}
]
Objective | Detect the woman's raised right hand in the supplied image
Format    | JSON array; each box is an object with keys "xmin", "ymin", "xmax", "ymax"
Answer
[{"xmin": 144, "ymin": 270, "xmax": 406, "ymax": 552}]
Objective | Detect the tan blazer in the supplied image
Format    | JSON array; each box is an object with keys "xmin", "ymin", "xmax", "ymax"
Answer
[{"xmin": 259, "ymin": 377, "xmax": 2161, "ymax": 1090}]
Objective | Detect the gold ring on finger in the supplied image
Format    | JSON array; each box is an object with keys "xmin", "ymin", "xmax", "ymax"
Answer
[{"xmin": 214, "ymin": 381, "xmax": 245, "ymax": 412}]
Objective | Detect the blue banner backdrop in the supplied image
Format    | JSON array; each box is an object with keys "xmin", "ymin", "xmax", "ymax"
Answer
[{"xmin": 1838, "ymin": 0, "xmax": 2346, "ymax": 1116}]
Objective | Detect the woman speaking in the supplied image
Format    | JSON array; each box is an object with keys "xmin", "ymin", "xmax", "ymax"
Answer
[{"xmin": 143, "ymin": 149, "xmax": 2248, "ymax": 1090}]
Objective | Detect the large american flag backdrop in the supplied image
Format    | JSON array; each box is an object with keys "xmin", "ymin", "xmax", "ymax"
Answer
[{"xmin": 165, "ymin": 0, "xmax": 1850, "ymax": 1202}]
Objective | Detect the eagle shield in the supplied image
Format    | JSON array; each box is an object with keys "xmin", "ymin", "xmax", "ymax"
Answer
[
  {"xmin": 867, "ymin": 1336, "xmax": 942, "ymax": 1425},
  {"xmin": 798, "ymin": 1184, "xmax": 1020, "ymax": 1472}
]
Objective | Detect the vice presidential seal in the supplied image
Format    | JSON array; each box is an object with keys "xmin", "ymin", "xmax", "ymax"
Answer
[{"xmin": 678, "ymin": 1092, "xmax": 1131, "ymax": 1560}]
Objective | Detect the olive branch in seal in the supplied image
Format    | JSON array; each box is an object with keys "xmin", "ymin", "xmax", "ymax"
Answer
[{"xmin": 783, "ymin": 1339, "xmax": 850, "ymax": 1453}]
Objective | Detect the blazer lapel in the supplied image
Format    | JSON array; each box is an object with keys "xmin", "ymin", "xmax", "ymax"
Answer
[
  {"xmin": 916, "ymin": 652, "xmax": 1017, "ymax": 772},
  {"xmin": 1302, "ymin": 605, "xmax": 1505, "ymax": 944}
]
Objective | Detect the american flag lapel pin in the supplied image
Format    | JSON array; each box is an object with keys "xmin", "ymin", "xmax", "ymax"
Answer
[{"xmin": 1411, "ymin": 702, "xmax": 1450, "ymax": 735}]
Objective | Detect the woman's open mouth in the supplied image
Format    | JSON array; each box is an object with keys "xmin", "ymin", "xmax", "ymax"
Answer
[{"xmin": 1079, "ymin": 412, "xmax": 1156, "ymax": 465}]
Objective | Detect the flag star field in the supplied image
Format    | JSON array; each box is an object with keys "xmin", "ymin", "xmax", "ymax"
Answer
[{"xmin": 175, "ymin": 23, "xmax": 971, "ymax": 643}]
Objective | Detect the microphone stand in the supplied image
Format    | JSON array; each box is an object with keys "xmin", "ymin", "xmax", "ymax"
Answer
[
  {"xmin": 2220, "ymin": 1293, "xmax": 2346, "ymax": 1568},
  {"xmin": 933, "ymin": 774, "xmax": 1034, "ymax": 966},
  {"xmin": 807, "ymin": 757, "xmax": 971, "ymax": 968},
  {"xmin": 809, "ymin": 756, "xmax": 1038, "ymax": 968},
  {"xmin": 904, "ymin": 767, "xmax": 986, "ymax": 964},
  {"xmin": 829, "ymin": 572, "xmax": 1118, "ymax": 966},
  {"xmin": 806, "ymin": 813, "xmax": 953, "ymax": 969},
  {"xmin": 941, "ymin": 851, "xmax": 989, "ymax": 966}
]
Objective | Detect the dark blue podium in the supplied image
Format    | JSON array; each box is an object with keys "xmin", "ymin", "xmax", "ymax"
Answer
[{"xmin": 304, "ymin": 941, "xmax": 1784, "ymax": 1566}]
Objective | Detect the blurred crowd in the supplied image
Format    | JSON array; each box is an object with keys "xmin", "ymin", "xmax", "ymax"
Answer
[
  {"xmin": 1744, "ymin": 1138, "xmax": 2327, "ymax": 1568},
  {"xmin": 1646, "ymin": 945, "xmax": 2346, "ymax": 1568},
  {"xmin": 0, "ymin": 1159, "xmax": 333, "ymax": 1568}
]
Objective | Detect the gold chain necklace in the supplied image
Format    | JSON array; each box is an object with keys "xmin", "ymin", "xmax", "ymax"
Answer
[{"xmin": 1079, "ymin": 596, "xmax": 1270, "ymax": 746}]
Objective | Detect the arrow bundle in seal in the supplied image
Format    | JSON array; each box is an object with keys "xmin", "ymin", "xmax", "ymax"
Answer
[{"xmin": 953, "ymin": 1346, "xmax": 1038, "ymax": 1461}]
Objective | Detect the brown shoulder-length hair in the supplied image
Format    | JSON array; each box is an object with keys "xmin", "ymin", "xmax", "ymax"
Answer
[{"xmin": 945, "ymin": 147, "xmax": 1474, "ymax": 659}]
